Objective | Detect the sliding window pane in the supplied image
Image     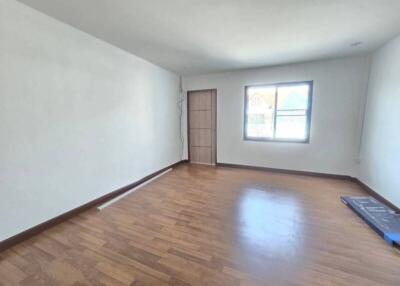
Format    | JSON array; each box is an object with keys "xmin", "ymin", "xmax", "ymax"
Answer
[
  {"xmin": 277, "ymin": 85, "xmax": 309, "ymax": 110},
  {"xmin": 275, "ymin": 115, "xmax": 307, "ymax": 140},
  {"xmin": 246, "ymin": 87, "xmax": 276, "ymax": 138}
]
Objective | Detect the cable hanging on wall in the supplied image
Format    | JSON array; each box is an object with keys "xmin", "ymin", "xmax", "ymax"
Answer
[{"xmin": 178, "ymin": 75, "xmax": 185, "ymax": 160}]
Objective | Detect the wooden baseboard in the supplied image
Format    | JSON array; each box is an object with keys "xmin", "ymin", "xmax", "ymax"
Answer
[
  {"xmin": 216, "ymin": 162, "xmax": 353, "ymax": 180},
  {"xmin": 353, "ymin": 178, "xmax": 400, "ymax": 213},
  {"xmin": 2, "ymin": 159, "xmax": 396, "ymax": 252},
  {"xmin": 0, "ymin": 160, "xmax": 187, "ymax": 253}
]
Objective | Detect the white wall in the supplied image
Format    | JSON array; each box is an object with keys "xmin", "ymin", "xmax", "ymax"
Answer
[
  {"xmin": 0, "ymin": 0, "xmax": 181, "ymax": 241},
  {"xmin": 183, "ymin": 57, "xmax": 370, "ymax": 176},
  {"xmin": 358, "ymin": 35, "xmax": 400, "ymax": 208}
]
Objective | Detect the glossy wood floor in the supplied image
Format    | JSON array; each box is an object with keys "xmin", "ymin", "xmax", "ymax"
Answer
[{"xmin": 1, "ymin": 164, "xmax": 399, "ymax": 286}]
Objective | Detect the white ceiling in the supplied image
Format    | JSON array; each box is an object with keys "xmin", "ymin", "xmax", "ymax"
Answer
[{"xmin": 17, "ymin": 0, "xmax": 400, "ymax": 75}]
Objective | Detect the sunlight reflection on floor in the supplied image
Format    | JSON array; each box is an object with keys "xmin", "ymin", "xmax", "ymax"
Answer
[{"xmin": 236, "ymin": 188, "xmax": 304, "ymax": 258}]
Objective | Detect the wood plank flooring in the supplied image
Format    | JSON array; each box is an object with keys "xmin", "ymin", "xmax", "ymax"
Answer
[{"xmin": 1, "ymin": 164, "xmax": 399, "ymax": 285}]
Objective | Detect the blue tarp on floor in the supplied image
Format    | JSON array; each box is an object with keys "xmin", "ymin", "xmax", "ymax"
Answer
[{"xmin": 342, "ymin": 196, "xmax": 400, "ymax": 247}]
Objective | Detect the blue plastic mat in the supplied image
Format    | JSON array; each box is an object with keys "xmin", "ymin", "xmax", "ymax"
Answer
[{"xmin": 342, "ymin": 196, "xmax": 400, "ymax": 247}]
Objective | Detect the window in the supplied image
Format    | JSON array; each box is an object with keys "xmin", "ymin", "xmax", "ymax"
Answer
[{"xmin": 244, "ymin": 81, "xmax": 313, "ymax": 143}]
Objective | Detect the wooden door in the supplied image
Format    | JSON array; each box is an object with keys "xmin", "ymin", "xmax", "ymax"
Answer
[{"xmin": 188, "ymin": 89, "xmax": 216, "ymax": 165}]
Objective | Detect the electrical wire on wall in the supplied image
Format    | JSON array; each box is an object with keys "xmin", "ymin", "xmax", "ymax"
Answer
[
  {"xmin": 356, "ymin": 61, "xmax": 373, "ymax": 163},
  {"xmin": 178, "ymin": 76, "xmax": 185, "ymax": 160}
]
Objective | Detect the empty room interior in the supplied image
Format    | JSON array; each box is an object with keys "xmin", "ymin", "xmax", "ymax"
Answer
[{"xmin": 1, "ymin": 0, "xmax": 400, "ymax": 285}]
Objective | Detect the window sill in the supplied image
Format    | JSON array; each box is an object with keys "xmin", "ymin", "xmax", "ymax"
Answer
[{"xmin": 243, "ymin": 137, "xmax": 310, "ymax": 144}]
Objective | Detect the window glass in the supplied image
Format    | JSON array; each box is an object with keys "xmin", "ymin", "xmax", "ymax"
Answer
[
  {"xmin": 277, "ymin": 85, "xmax": 309, "ymax": 110},
  {"xmin": 244, "ymin": 82, "xmax": 312, "ymax": 142},
  {"xmin": 275, "ymin": 116, "xmax": 307, "ymax": 140},
  {"xmin": 246, "ymin": 87, "xmax": 276, "ymax": 139}
]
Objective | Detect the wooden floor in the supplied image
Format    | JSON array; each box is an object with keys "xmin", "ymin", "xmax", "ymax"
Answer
[{"xmin": 1, "ymin": 164, "xmax": 399, "ymax": 286}]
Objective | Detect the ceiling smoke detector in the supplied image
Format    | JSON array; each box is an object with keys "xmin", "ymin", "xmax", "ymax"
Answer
[{"xmin": 350, "ymin": 41, "xmax": 362, "ymax": 47}]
